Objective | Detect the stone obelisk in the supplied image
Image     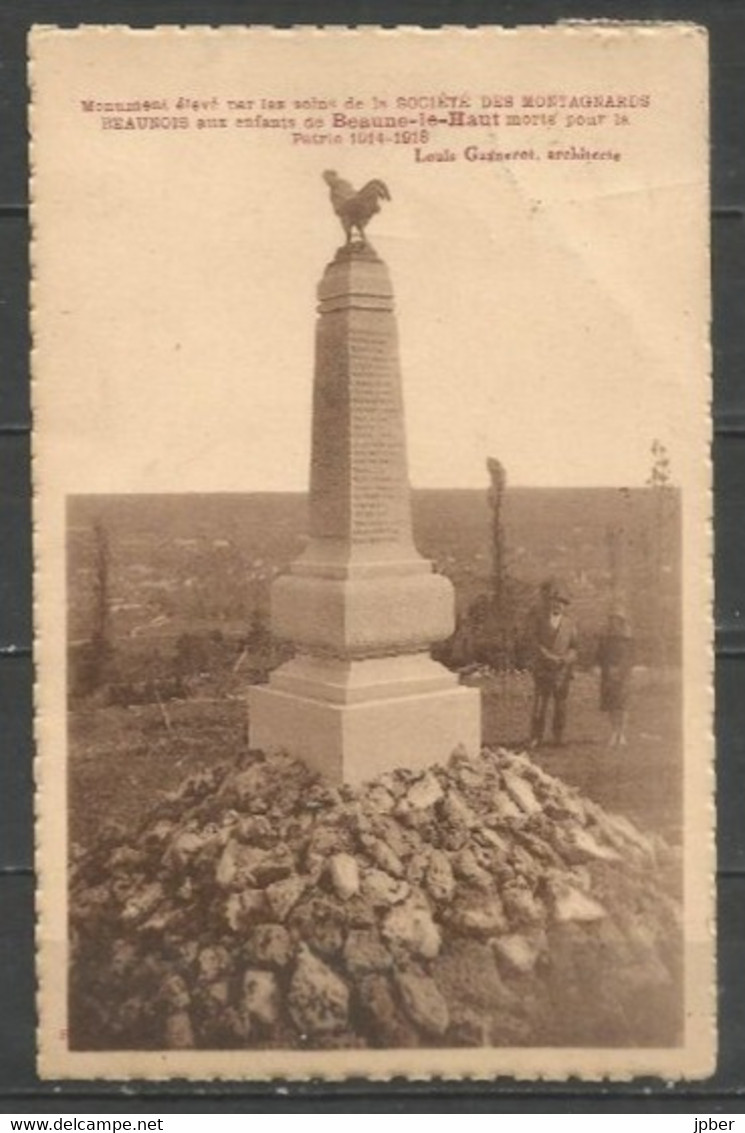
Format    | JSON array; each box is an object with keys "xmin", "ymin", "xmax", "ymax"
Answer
[{"xmin": 249, "ymin": 183, "xmax": 480, "ymax": 783}]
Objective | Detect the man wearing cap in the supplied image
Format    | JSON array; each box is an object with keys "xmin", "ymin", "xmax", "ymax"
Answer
[{"xmin": 524, "ymin": 578, "xmax": 578, "ymax": 748}]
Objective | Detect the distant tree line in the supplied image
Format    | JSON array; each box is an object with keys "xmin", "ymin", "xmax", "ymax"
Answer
[
  {"xmin": 435, "ymin": 441, "xmax": 680, "ymax": 674},
  {"xmin": 70, "ymin": 442, "xmax": 681, "ymax": 703}
]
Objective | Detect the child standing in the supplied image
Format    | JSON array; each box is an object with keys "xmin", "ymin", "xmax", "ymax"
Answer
[{"xmin": 597, "ymin": 611, "xmax": 634, "ymax": 747}]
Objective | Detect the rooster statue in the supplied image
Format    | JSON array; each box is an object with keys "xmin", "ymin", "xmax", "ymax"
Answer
[{"xmin": 322, "ymin": 170, "xmax": 391, "ymax": 244}]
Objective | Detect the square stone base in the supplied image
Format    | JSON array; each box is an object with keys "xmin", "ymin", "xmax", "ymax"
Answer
[{"xmin": 248, "ymin": 682, "xmax": 481, "ymax": 786}]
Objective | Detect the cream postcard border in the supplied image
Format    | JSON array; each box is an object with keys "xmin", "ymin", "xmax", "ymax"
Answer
[{"xmin": 30, "ymin": 23, "xmax": 714, "ymax": 1080}]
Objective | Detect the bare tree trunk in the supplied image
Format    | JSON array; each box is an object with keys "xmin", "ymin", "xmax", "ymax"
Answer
[
  {"xmin": 606, "ymin": 523, "xmax": 625, "ymax": 610},
  {"xmin": 647, "ymin": 440, "xmax": 673, "ymax": 668},
  {"xmin": 486, "ymin": 457, "xmax": 508, "ymax": 668},
  {"xmin": 89, "ymin": 518, "xmax": 112, "ymax": 689}
]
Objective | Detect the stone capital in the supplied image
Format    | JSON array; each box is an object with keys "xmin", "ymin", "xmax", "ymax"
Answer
[{"xmin": 271, "ymin": 568, "xmax": 455, "ymax": 658}]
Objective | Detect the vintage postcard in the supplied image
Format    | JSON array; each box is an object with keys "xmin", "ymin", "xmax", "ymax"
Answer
[{"xmin": 31, "ymin": 25, "xmax": 713, "ymax": 1080}]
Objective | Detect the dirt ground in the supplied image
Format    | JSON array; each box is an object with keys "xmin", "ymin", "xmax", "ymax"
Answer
[
  {"xmin": 68, "ymin": 668, "xmax": 682, "ymax": 855},
  {"xmin": 477, "ymin": 668, "xmax": 683, "ymax": 848},
  {"xmin": 68, "ymin": 697, "xmax": 248, "ymax": 852}
]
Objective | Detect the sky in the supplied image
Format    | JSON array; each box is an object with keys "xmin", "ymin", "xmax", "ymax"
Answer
[{"xmin": 34, "ymin": 28, "xmax": 708, "ymax": 494}]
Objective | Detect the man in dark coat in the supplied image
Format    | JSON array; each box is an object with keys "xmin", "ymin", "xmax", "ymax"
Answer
[{"xmin": 525, "ymin": 578, "xmax": 578, "ymax": 748}]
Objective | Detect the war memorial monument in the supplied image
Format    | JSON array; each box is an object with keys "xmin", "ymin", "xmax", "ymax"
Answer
[{"xmin": 249, "ymin": 173, "xmax": 482, "ymax": 782}]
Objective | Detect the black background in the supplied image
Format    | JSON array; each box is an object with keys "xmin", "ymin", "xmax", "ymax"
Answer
[{"xmin": 1, "ymin": 0, "xmax": 743, "ymax": 1112}]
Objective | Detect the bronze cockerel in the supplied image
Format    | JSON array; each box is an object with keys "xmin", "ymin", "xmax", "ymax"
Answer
[{"xmin": 322, "ymin": 170, "xmax": 391, "ymax": 244}]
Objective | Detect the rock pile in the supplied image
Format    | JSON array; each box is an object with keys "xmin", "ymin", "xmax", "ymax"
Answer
[{"xmin": 69, "ymin": 745, "xmax": 683, "ymax": 1050}]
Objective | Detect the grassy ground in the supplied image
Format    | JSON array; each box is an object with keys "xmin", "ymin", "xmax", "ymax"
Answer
[
  {"xmin": 477, "ymin": 668, "xmax": 682, "ymax": 847},
  {"xmin": 68, "ymin": 697, "xmax": 247, "ymax": 851},
  {"xmin": 68, "ymin": 668, "xmax": 682, "ymax": 853}
]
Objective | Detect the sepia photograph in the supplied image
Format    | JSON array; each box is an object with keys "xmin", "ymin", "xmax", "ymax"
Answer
[{"xmin": 31, "ymin": 25, "xmax": 712, "ymax": 1079}]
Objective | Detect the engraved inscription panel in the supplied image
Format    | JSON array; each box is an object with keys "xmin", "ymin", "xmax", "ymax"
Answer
[
  {"xmin": 309, "ymin": 315, "xmax": 350, "ymax": 540},
  {"xmin": 348, "ymin": 314, "xmax": 411, "ymax": 544}
]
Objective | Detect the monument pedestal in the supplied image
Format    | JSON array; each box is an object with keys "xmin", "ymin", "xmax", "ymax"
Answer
[
  {"xmin": 250, "ymin": 657, "xmax": 480, "ymax": 785},
  {"xmin": 248, "ymin": 239, "xmax": 481, "ymax": 784}
]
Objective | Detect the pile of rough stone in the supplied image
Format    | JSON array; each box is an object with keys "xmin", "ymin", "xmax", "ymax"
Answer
[{"xmin": 69, "ymin": 745, "xmax": 683, "ymax": 1050}]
